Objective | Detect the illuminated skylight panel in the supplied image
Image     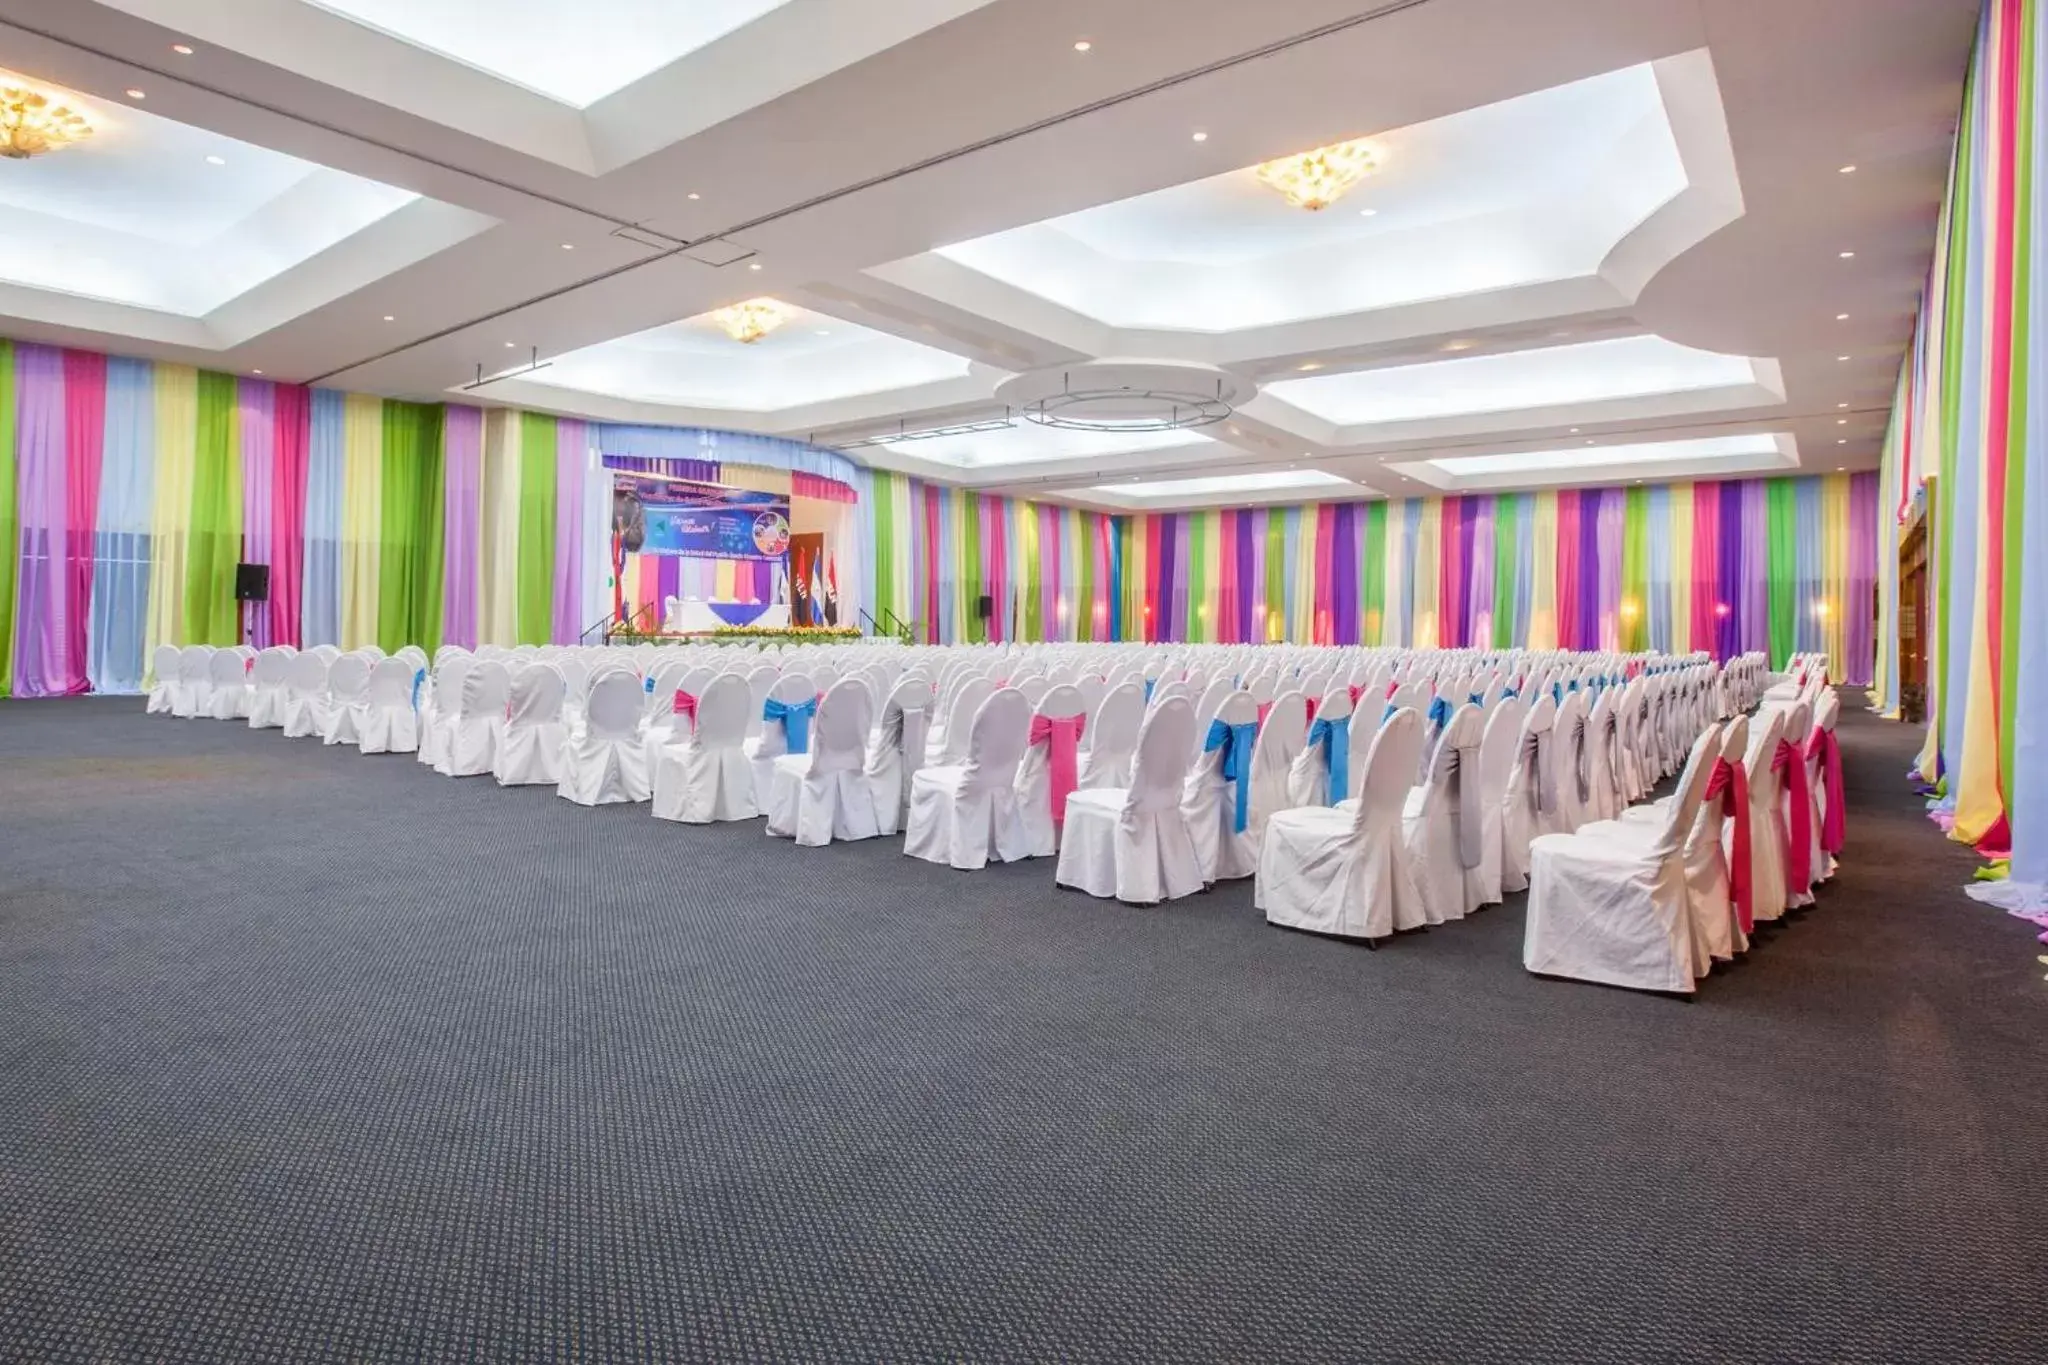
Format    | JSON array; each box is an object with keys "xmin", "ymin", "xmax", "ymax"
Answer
[
  {"xmin": 1097, "ymin": 470, "xmax": 1354, "ymax": 499},
  {"xmin": 888, "ymin": 424, "xmax": 1213, "ymax": 469},
  {"xmin": 1427, "ymin": 433, "xmax": 1784, "ymax": 477}
]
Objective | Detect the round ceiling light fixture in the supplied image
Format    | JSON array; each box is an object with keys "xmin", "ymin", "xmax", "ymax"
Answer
[
  {"xmin": 996, "ymin": 361, "xmax": 1249, "ymax": 433},
  {"xmin": 1255, "ymin": 137, "xmax": 1381, "ymax": 211},
  {"xmin": 1, "ymin": 85, "xmax": 94, "ymax": 159}
]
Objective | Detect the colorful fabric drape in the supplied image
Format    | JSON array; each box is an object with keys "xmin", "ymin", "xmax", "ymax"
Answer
[{"xmin": 1883, "ymin": 0, "xmax": 2048, "ymax": 913}]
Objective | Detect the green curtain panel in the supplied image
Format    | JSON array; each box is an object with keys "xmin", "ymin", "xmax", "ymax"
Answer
[
  {"xmin": 378, "ymin": 401, "xmax": 446, "ymax": 655},
  {"xmin": 184, "ymin": 370, "xmax": 242, "ymax": 647},
  {"xmin": 515, "ymin": 412, "xmax": 557, "ymax": 646}
]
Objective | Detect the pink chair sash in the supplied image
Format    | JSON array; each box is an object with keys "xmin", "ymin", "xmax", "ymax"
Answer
[
  {"xmin": 1804, "ymin": 727, "xmax": 1846, "ymax": 854},
  {"xmin": 1029, "ymin": 713, "xmax": 1085, "ymax": 826},
  {"xmin": 1347, "ymin": 683, "xmax": 1366, "ymax": 706},
  {"xmin": 1773, "ymin": 738, "xmax": 1814, "ymax": 890},
  {"xmin": 672, "ymin": 689, "xmax": 699, "ymax": 730},
  {"xmin": 1256, "ymin": 701, "xmax": 1273, "ymax": 728},
  {"xmin": 1704, "ymin": 757, "xmax": 1753, "ymax": 933},
  {"xmin": 1303, "ymin": 696, "xmax": 1321, "ymax": 725}
]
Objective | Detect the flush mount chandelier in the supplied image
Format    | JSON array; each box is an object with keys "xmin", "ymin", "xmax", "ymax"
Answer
[
  {"xmin": 1253, "ymin": 137, "xmax": 1380, "ymax": 211},
  {"xmin": 1, "ymin": 85, "xmax": 94, "ymax": 160},
  {"xmin": 709, "ymin": 298, "xmax": 787, "ymax": 344}
]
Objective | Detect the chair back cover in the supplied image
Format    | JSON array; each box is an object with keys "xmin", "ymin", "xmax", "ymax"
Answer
[
  {"xmin": 287, "ymin": 651, "xmax": 328, "ymax": 698},
  {"xmin": 692, "ymin": 673, "xmax": 752, "ymax": 748},
  {"xmin": 210, "ymin": 649, "xmax": 250, "ymax": 688},
  {"xmin": 365, "ymin": 657, "xmax": 414, "ymax": 709},
  {"xmin": 506, "ymin": 663, "xmax": 566, "ymax": 728},
  {"xmin": 961, "ymin": 688, "xmax": 1034, "ymax": 787},
  {"xmin": 252, "ymin": 646, "xmax": 296, "ymax": 687},
  {"xmin": 1417, "ymin": 702, "xmax": 1488, "ymax": 867},
  {"xmin": 808, "ymin": 679, "xmax": 874, "ymax": 776},
  {"xmin": 458, "ymin": 660, "xmax": 510, "ymax": 720},
  {"xmin": 940, "ymin": 677, "xmax": 997, "ymax": 762},
  {"xmin": 1657, "ymin": 724, "xmax": 1727, "ymax": 858},
  {"xmin": 743, "ymin": 665, "xmax": 779, "ymax": 736},
  {"xmin": 179, "ymin": 644, "xmax": 216, "ymax": 686},
  {"xmin": 432, "ymin": 655, "xmax": 473, "ymax": 708},
  {"xmin": 151, "ymin": 644, "xmax": 181, "ymax": 686},
  {"xmin": 328, "ymin": 654, "xmax": 372, "ymax": 705},
  {"xmin": 1088, "ymin": 680, "xmax": 1145, "ymax": 759},
  {"xmin": 1350, "ymin": 707, "xmax": 1426, "ymax": 835},
  {"xmin": 586, "ymin": 669, "xmax": 644, "ymax": 739},
  {"xmin": 1125, "ymin": 697, "xmax": 1197, "ymax": 813}
]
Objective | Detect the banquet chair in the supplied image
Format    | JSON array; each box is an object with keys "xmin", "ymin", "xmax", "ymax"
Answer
[
  {"xmin": 320, "ymin": 654, "xmax": 373, "ymax": 747},
  {"xmin": 1286, "ymin": 685, "xmax": 1355, "ymax": 808},
  {"xmin": 1247, "ymin": 688, "xmax": 1311, "ymax": 838},
  {"xmin": 746, "ymin": 673, "xmax": 822, "ymax": 810},
  {"xmin": 767, "ymin": 679, "xmax": 879, "ymax": 846},
  {"xmin": 174, "ymin": 645, "xmax": 217, "ymax": 718},
  {"xmin": 1256, "ymin": 708, "xmax": 1427, "ymax": 943},
  {"xmin": 927, "ymin": 676, "xmax": 995, "ymax": 767},
  {"xmin": 1401, "ymin": 702, "xmax": 1487, "ymax": 923},
  {"xmin": 439, "ymin": 660, "xmax": 511, "ymax": 776},
  {"xmin": 1550, "ymin": 690, "xmax": 1593, "ymax": 834},
  {"xmin": 1191, "ymin": 678, "xmax": 1236, "ymax": 752},
  {"xmin": 493, "ymin": 663, "xmax": 568, "ymax": 786},
  {"xmin": 742, "ymin": 666, "xmax": 779, "ymax": 739},
  {"xmin": 1776, "ymin": 699, "xmax": 1821, "ymax": 908},
  {"xmin": 863, "ymin": 678, "xmax": 933, "ymax": 837},
  {"xmin": 1581, "ymin": 690, "xmax": 1623, "ymax": 825},
  {"xmin": 1734, "ymin": 708, "xmax": 1791, "ymax": 930},
  {"xmin": 1056, "ymin": 697, "xmax": 1202, "ymax": 904},
  {"xmin": 245, "ymin": 646, "xmax": 297, "ymax": 729},
  {"xmin": 641, "ymin": 663, "xmax": 713, "ymax": 772},
  {"xmin": 1464, "ymin": 697, "xmax": 1525, "ymax": 909},
  {"xmin": 417, "ymin": 655, "xmax": 473, "ymax": 769},
  {"xmin": 558, "ymin": 668, "xmax": 652, "ymax": 805},
  {"xmin": 1184, "ymin": 690, "xmax": 1261, "ymax": 884},
  {"xmin": 1014, "ymin": 684, "xmax": 1089, "ymax": 859},
  {"xmin": 1523, "ymin": 725, "xmax": 1723, "ymax": 995},
  {"xmin": 1612, "ymin": 717, "xmax": 1752, "ymax": 968},
  {"xmin": 1078, "ymin": 681, "xmax": 1144, "ymax": 790},
  {"xmin": 205, "ymin": 648, "xmax": 255, "ymax": 720},
  {"xmin": 280, "ymin": 652, "xmax": 333, "ymax": 739},
  {"xmin": 146, "ymin": 645, "xmax": 182, "ymax": 714},
  {"xmin": 904, "ymin": 688, "xmax": 1034, "ymax": 870},
  {"xmin": 354, "ymin": 657, "xmax": 422, "ymax": 754},
  {"xmin": 652, "ymin": 673, "xmax": 756, "ymax": 823},
  {"xmin": 1807, "ymin": 688, "xmax": 1845, "ymax": 880}
]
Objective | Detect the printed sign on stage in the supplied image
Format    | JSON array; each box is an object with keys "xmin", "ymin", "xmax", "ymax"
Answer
[{"xmin": 611, "ymin": 472, "xmax": 791, "ymax": 561}]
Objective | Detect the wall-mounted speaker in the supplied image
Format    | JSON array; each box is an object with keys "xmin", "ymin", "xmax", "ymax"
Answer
[{"xmin": 234, "ymin": 563, "xmax": 271, "ymax": 603}]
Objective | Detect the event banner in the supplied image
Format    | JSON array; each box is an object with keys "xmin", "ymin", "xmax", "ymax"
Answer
[{"xmin": 612, "ymin": 473, "xmax": 791, "ymax": 561}]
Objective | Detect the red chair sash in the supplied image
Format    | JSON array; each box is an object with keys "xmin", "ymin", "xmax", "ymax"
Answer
[
  {"xmin": 1773, "ymin": 738, "xmax": 1814, "ymax": 889},
  {"xmin": 1029, "ymin": 713, "xmax": 1085, "ymax": 826},
  {"xmin": 1704, "ymin": 757, "xmax": 1753, "ymax": 932},
  {"xmin": 1804, "ymin": 727, "xmax": 1846, "ymax": 854}
]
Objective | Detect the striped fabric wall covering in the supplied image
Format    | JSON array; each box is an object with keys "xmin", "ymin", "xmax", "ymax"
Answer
[
  {"xmin": 1877, "ymin": 0, "xmax": 2048, "ymax": 888},
  {"xmin": 861, "ymin": 466, "xmax": 1877, "ymax": 678}
]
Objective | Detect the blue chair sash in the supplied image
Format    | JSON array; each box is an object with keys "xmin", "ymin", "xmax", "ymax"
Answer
[
  {"xmin": 1204, "ymin": 719, "xmax": 1258, "ymax": 833},
  {"xmin": 411, "ymin": 667, "xmax": 426, "ymax": 712},
  {"xmin": 1306, "ymin": 714, "xmax": 1352, "ymax": 803},
  {"xmin": 1143, "ymin": 677, "xmax": 1156, "ymax": 702},
  {"xmin": 1426, "ymin": 695, "xmax": 1453, "ymax": 730},
  {"xmin": 763, "ymin": 696, "xmax": 818, "ymax": 753}
]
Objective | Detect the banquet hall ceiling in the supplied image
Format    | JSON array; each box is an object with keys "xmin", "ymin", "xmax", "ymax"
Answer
[{"xmin": 0, "ymin": 0, "xmax": 1979, "ymax": 511}]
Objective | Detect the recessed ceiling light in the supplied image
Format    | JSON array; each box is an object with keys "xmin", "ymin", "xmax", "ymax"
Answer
[
  {"xmin": 382, "ymin": 315, "xmax": 394, "ymax": 322},
  {"xmin": 560, "ymin": 243, "xmax": 574, "ymax": 250},
  {"xmin": 1358, "ymin": 208, "xmax": 1377, "ymax": 217},
  {"xmin": 1837, "ymin": 465, "xmax": 1846, "ymax": 471},
  {"xmin": 1073, "ymin": 39, "xmax": 1091, "ymax": 51},
  {"xmin": 124, "ymin": 89, "xmax": 145, "ymax": 100},
  {"xmin": 505, "ymin": 342, "xmax": 516, "ymax": 348},
  {"xmin": 172, "ymin": 44, "xmax": 194, "ymax": 55},
  {"xmin": 1837, "ymin": 439, "xmax": 1847, "ymax": 445},
  {"xmin": 1837, "ymin": 355, "xmax": 1851, "ymax": 361},
  {"xmin": 1837, "ymin": 418, "xmax": 1848, "ymax": 425},
  {"xmin": 252, "ymin": 369, "xmax": 263, "ymax": 375},
  {"xmin": 1585, "ymin": 439, "xmax": 1596, "ymax": 446},
  {"xmin": 1836, "ymin": 313, "xmax": 1850, "ymax": 321},
  {"xmin": 204, "ymin": 155, "xmax": 225, "ymax": 165},
  {"xmin": 1568, "ymin": 427, "xmax": 1580, "ymax": 434},
  {"xmin": 1442, "ymin": 339, "xmax": 1474, "ymax": 352},
  {"xmin": 748, "ymin": 262, "xmax": 763, "ymax": 271},
  {"xmin": 814, "ymin": 329, "xmax": 830, "ymax": 336},
  {"xmin": 1838, "ymin": 402, "xmax": 1849, "ymax": 408},
  {"xmin": 687, "ymin": 192, "xmax": 701, "ymax": 200},
  {"xmin": 1191, "ymin": 131, "xmax": 1208, "ymax": 142},
  {"xmin": 1297, "ymin": 362, "xmax": 1323, "ymax": 372},
  {"xmin": 1839, "ymin": 164, "xmax": 1857, "ymax": 174},
  {"xmin": 1839, "ymin": 251, "xmax": 1856, "ymax": 259}
]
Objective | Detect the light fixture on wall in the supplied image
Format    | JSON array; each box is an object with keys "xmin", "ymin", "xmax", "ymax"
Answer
[
  {"xmin": 0, "ymin": 85, "xmax": 94, "ymax": 159},
  {"xmin": 1254, "ymin": 137, "xmax": 1380, "ymax": 211},
  {"xmin": 710, "ymin": 298, "xmax": 788, "ymax": 344}
]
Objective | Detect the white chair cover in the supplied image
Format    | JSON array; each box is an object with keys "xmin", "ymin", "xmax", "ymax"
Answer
[
  {"xmin": 493, "ymin": 663, "xmax": 567, "ymax": 785},
  {"xmin": 1523, "ymin": 725, "xmax": 1723, "ymax": 995},
  {"xmin": 205, "ymin": 648, "xmax": 254, "ymax": 720},
  {"xmin": 1055, "ymin": 696, "xmax": 1203, "ymax": 904},
  {"xmin": 279, "ymin": 652, "xmax": 333, "ymax": 739},
  {"xmin": 651, "ymin": 673, "xmax": 756, "ymax": 823},
  {"xmin": 1248, "ymin": 690, "xmax": 1310, "ymax": 838},
  {"xmin": 1402, "ymin": 702, "xmax": 1487, "ymax": 923},
  {"xmin": 558, "ymin": 669, "xmax": 653, "ymax": 805},
  {"xmin": 767, "ymin": 679, "xmax": 879, "ymax": 846},
  {"xmin": 146, "ymin": 644, "xmax": 181, "ymax": 714},
  {"xmin": 1183, "ymin": 690, "xmax": 1261, "ymax": 883},
  {"xmin": 1014, "ymin": 684, "xmax": 1089, "ymax": 859},
  {"xmin": 1078, "ymin": 681, "xmax": 1143, "ymax": 789},
  {"xmin": 863, "ymin": 679, "xmax": 932, "ymax": 837},
  {"xmin": 439, "ymin": 661, "xmax": 509, "ymax": 776},
  {"xmin": 904, "ymin": 688, "xmax": 1034, "ymax": 870},
  {"xmin": 320, "ymin": 655, "xmax": 372, "ymax": 746},
  {"xmin": 417, "ymin": 655, "xmax": 473, "ymax": 769},
  {"xmin": 245, "ymin": 646, "xmax": 297, "ymax": 729},
  {"xmin": 1464, "ymin": 697, "xmax": 1524, "ymax": 909},
  {"xmin": 354, "ymin": 656, "xmax": 421, "ymax": 754},
  {"xmin": 174, "ymin": 645, "xmax": 216, "ymax": 718},
  {"xmin": 1256, "ymin": 708, "xmax": 1428, "ymax": 942},
  {"xmin": 744, "ymin": 673, "xmax": 821, "ymax": 810}
]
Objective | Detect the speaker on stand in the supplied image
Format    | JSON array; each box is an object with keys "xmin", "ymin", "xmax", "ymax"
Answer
[{"xmin": 236, "ymin": 563, "xmax": 270, "ymax": 644}]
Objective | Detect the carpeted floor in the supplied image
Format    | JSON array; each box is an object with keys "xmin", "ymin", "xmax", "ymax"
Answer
[{"xmin": 0, "ymin": 695, "xmax": 2041, "ymax": 1363}]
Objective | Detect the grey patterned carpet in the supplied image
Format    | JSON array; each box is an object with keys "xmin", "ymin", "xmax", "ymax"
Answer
[{"xmin": 0, "ymin": 694, "xmax": 2042, "ymax": 1363}]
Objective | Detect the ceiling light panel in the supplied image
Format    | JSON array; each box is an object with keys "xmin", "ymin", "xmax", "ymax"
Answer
[
  {"xmin": 1422, "ymin": 432, "xmax": 1789, "ymax": 478},
  {"xmin": 1094, "ymin": 470, "xmax": 1355, "ymax": 499},
  {"xmin": 306, "ymin": 0, "xmax": 795, "ymax": 106},
  {"xmin": 885, "ymin": 423, "xmax": 1213, "ymax": 470},
  {"xmin": 932, "ymin": 61, "xmax": 1690, "ymax": 332},
  {"xmin": 1266, "ymin": 335, "xmax": 1763, "ymax": 426}
]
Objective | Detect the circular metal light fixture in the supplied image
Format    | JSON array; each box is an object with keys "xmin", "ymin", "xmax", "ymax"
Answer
[{"xmin": 996, "ymin": 361, "xmax": 1248, "ymax": 433}]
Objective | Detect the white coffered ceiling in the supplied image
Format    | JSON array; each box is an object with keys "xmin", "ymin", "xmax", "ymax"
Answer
[{"xmin": 0, "ymin": 0, "xmax": 1979, "ymax": 509}]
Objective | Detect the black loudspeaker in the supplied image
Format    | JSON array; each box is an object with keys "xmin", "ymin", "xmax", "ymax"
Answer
[
  {"xmin": 975, "ymin": 594, "xmax": 994, "ymax": 621},
  {"xmin": 234, "ymin": 563, "xmax": 271, "ymax": 603}
]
